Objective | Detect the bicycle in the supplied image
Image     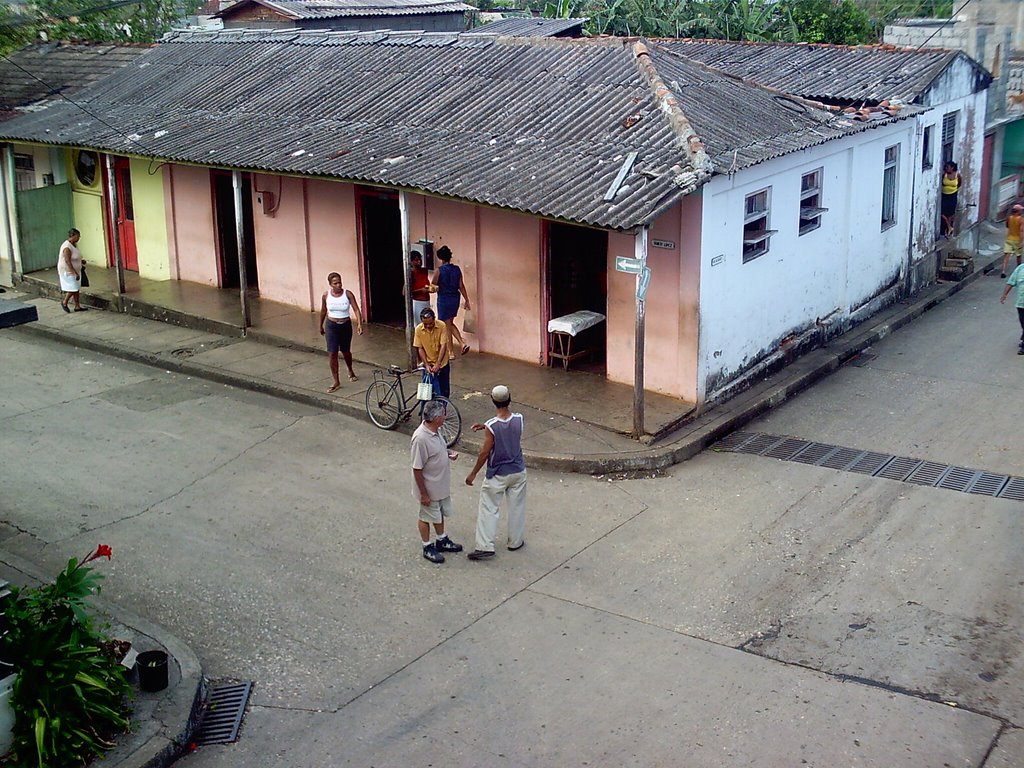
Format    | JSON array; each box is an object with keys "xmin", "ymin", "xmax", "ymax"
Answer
[{"xmin": 364, "ymin": 366, "xmax": 463, "ymax": 448}]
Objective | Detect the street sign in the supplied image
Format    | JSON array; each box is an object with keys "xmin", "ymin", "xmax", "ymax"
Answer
[
  {"xmin": 615, "ymin": 256, "xmax": 643, "ymax": 274},
  {"xmin": 637, "ymin": 266, "xmax": 651, "ymax": 301}
]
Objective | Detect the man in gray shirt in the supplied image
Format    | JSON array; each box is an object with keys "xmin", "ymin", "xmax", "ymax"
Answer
[
  {"xmin": 411, "ymin": 399, "xmax": 463, "ymax": 563},
  {"xmin": 464, "ymin": 385, "xmax": 527, "ymax": 560}
]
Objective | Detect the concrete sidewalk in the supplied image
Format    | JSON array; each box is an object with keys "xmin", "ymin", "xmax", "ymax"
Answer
[{"xmin": 6, "ymin": 237, "xmax": 1006, "ymax": 474}]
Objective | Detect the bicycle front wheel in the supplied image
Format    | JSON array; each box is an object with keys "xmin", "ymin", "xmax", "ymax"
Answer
[
  {"xmin": 365, "ymin": 380, "xmax": 401, "ymax": 429},
  {"xmin": 434, "ymin": 396, "xmax": 462, "ymax": 448}
]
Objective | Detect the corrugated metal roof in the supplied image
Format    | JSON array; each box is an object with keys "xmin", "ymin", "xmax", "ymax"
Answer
[
  {"xmin": 0, "ymin": 41, "xmax": 152, "ymax": 114},
  {"xmin": 467, "ymin": 17, "xmax": 586, "ymax": 37},
  {"xmin": 0, "ymin": 31, "xmax": 913, "ymax": 229},
  {"xmin": 218, "ymin": 0, "xmax": 472, "ymax": 19},
  {"xmin": 649, "ymin": 45, "xmax": 922, "ymax": 172},
  {"xmin": 658, "ymin": 38, "xmax": 990, "ymax": 105}
]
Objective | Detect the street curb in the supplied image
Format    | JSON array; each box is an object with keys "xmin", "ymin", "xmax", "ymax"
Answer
[
  {"xmin": 10, "ymin": 255, "xmax": 1000, "ymax": 474},
  {"xmin": 0, "ymin": 549, "xmax": 205, "ymax": 768}
]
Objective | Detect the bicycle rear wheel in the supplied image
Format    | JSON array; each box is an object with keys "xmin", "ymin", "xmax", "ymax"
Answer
[
  {"xmin": 365, "ymin": 380, "xmax": 401, "ymax": 429},
  {"xmin": 434, "ymin": 396, "xmax": 462, "ymax": 448}
]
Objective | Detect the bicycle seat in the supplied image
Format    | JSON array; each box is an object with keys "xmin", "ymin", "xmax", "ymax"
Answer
[{"xmin": 387, "ymin": 365, "xmax": 404, "ymax": 375}]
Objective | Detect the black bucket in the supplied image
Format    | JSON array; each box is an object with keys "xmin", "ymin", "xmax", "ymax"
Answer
[{"xmin": 137, "ymin": 650, "xmax": 169, "ymax": 692}]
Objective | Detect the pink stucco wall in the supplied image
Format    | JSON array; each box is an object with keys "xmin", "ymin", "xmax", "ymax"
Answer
[
  {"xmin": 306, "ymin": 179, "xmax": 360, "ymax": 310},
  {"xmin": 162, "ymin": 166, "xmax": 179, "ymax": 280},
  {"xmin": 605, "ymin": 198, "xmax": 701, "ymax": 401},
  {"xmin": 250, "ymin": 175, "xmax": 309, "ymax": 308},
  {"xmin": 167, "ymin": 165, "xmax": 218, "ymax": 286},
  {"xmin": 476, "ymin": 208, "xmax": 542, "ymax": 362}
]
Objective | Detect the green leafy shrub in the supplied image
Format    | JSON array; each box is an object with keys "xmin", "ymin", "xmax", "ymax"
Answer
[{"xmin": 1, "ymin": 545, "xmax": 132, "ymax": 767}]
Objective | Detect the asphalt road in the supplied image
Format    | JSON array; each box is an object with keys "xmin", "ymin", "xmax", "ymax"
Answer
[{"xmin": 0, "ymin": 272, "xmax": 1021, "ymax": 767}]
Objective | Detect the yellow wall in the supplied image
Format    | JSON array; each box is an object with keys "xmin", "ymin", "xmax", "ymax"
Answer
[
  {"xmin": 70, "ymin": 191, "xmax": 107, "ymax": 268},
  {"xmin": 66, "ymin": 149, "xmax": 108, "ymax": 268},
  {"xmin": 130, "ymin": 158, "xmax": 170, "ymax": 280}
]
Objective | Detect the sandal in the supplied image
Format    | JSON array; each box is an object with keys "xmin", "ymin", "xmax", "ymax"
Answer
[
  {"xmin": 348, "ymin": 374, "xmax": 358, "ymax": 382},
  {"xmin": 461, "ymin": 344, "xmax": 470, "ymax": 355},
  {"xmin": 61, "ymin": 303, "xmax": 70, "ymax": 313},
  {"xmin": 327, "ymin": 383, "xmax": 341, "ymax": 393}
]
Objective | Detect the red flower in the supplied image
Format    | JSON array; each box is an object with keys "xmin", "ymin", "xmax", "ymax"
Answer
[{"xmin": 81, "ymin": 544, "xmax": 113, "ymax": 565}]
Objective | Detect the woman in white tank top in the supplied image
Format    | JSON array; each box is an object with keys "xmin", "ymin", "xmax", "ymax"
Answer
[{"xmin": 319, "ymin": 272, "xmax": 363, "ymax": 392}]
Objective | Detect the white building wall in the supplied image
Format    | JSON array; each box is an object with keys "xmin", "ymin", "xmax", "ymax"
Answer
[{"xmin": 697, "ymin": 120, "xmax": 916, "ymax": 402}]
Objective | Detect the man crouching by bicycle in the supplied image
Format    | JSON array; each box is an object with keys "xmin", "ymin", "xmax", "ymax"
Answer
[
  {"xmin": 413, "ymin": 307, "xmax": 451, "ymax": 398},
  {"xmin": 412, "ymin": 399, "xmax": 462, "ymax": 564}
]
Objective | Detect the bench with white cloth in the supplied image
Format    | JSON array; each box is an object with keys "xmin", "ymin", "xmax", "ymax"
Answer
[{"xmin": 547, "ymin": 310, "xmax": 605, "ymax": 370}]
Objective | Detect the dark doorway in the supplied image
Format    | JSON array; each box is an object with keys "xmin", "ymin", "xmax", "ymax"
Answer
[
  {"xmin": 213, "ymin": 172, "xmax": 258, "ymax": 290},
  {"xmin": 547, "ymin": 222, "xmax": 608, "ymax": 372},
  {"xmin": 360, "ymin": 189, "xmax": 403, "ymax": 326}
]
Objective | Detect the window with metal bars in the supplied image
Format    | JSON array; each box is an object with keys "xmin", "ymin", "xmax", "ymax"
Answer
[{"xmin": 14, "ymin": 154, "xmax": 34, "ymax": 191}]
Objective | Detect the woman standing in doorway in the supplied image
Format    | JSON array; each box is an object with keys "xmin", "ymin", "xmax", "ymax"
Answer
[
  {"xmin": 431, "ymin": 245, "xmax": 471, "ymax": 356},
  {"xmin": 940, "ymin": 161, "xmax": 962, "ymax": 239},
  {"xmin": 57, "ymin": 228, "xmax": 85, "ymax": 312},
  {"xmin": 319, "ymin": 272, "xmax": 363, "ymax": 393}
]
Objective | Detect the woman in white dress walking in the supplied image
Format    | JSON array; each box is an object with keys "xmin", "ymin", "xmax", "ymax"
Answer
[{"xmin": 57, "ymin": 228, "xmax": 85, "ymax": 313}]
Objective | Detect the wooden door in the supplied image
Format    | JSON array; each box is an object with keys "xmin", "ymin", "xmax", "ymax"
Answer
[{"xmin": 113, "ymin": 158, "xmax": 138, "ymax": 271}]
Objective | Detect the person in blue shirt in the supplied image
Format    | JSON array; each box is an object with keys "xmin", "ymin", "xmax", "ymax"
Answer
[
  {"xmin": 465, "ymin": 385, "xmax": 527, "ymax": 560},
  {"xmin": 430, "ymin": 245, "xmax": 472, "ymax": 357},
  {"xmin": 999, "ymin": 262, "xmax": 1024, "ymax": 355}
]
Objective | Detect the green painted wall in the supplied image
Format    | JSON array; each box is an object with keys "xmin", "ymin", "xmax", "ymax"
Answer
[
  {"xmin": 1003, "ymin": 120, "xmax": 1024, "ymax": 173},
  {"xmin": 130, "ymin": 158, "xmax": 170, "ymax": 280}
]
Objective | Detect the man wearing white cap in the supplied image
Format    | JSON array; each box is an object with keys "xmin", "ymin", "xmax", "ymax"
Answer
[{"xmin": 465, "ymin": 384, "xmax": 527, "ymax": 560}]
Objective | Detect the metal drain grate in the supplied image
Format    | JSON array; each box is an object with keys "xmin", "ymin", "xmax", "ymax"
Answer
[
  {"xmin": 715, "ymin": 432, "xmax": 1024, "ymax": 504},
  {"xmin": 194, "ymin": 681, "xmax": 253, "ymax": 745},
  {"xmin": 1001, "ymin": 477, "xmax": 1024, "ymax": 501}
]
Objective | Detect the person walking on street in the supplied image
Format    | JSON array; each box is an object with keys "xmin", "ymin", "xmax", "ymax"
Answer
[
  {"xmin": 465, "ymin": 385, "xmax": 527, "ymax": 561},
  {"xmin": 413, "ymin": 307, "xmax": 451, "ymax": 398},
  {"xmin": 1002, "ymin": 204, "xmax": 1023, "ymax": 279},
  {"xmin": 431, "ymin": 245, "xmax": 472, "ymax": 357},
  {"xmin": 319, "ymin": 272, "xmax": 363, "ymax": 392},
  {"xmin": 999, "ymin": 261, "xmax": 1024, "ymax": 355},
  {"xmin": 412, "ymin": 399, "xmax": 463, "ymax": 564},
  {"xmin": 57, "ymin": 228, "xmax": 85, "ymax": 313}
]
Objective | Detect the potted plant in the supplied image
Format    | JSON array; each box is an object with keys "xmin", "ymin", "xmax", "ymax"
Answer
[{"xmin": 0, "ymin": 545, "xmax": 132, "ymax": 766}]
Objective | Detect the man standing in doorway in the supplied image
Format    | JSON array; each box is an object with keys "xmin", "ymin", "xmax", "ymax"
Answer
[
  {"xmin": 411, "ymin": 399, "xmax": 463, "ymax": 564},
  {"xmin": 413, "ymin": 307, "xmax": 451, "ymax": 398},
  {"xmin": 465, "ymin": 385, "xmax": 527, "ymax": 561}
]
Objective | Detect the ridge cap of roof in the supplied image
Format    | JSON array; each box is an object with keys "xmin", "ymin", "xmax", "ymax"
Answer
[{"xmin": 632, "ymin": 40, "xmax": 712, "ymax": 190}]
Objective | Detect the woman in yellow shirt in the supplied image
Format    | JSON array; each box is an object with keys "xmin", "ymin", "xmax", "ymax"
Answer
[{"xmin": 940, "ymin": 161, "xmax": 962, "ymax": 238}]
